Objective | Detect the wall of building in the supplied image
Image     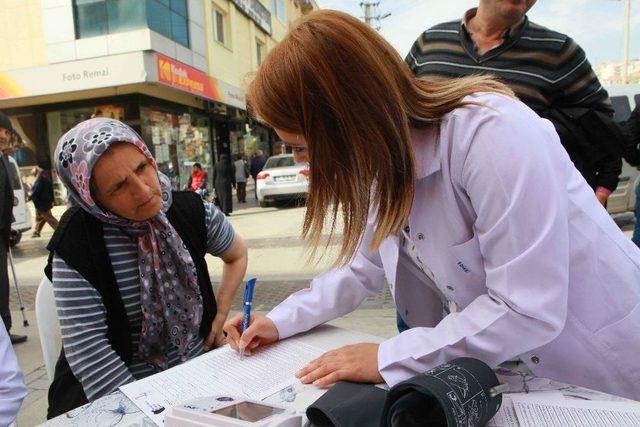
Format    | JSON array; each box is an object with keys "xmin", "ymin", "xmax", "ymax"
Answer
[
  {"xmin": 205, "ymin": 0, "xmax": 309, "ymax": 90},
  {"xmin": 0, "ymin": 0, "xmax": 47, "ymax": 71},
  {"xmin": 0, "ymin": 0, "xmax": 208, "ymax": 71}
]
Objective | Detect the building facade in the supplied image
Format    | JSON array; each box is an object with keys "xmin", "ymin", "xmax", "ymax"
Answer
[
  {"xmin": 0, "ymin": 0, "xmax": 316, "ymax": 199},
  {"xmin": 595, "ymin": 59, "xmax": 640, "ymax": 86}
]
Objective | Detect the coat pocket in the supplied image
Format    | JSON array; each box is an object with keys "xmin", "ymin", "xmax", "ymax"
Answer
[
  {"xmin": 437, "ymin": 236, "xmax": 487, "ymax": 307},
  {"xmin": 446, "ymin": 235, "xmax": 486, "ymax": 284}
]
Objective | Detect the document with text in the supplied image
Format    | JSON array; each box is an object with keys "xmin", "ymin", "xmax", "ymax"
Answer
[
  {"xmin": 487, "ymin": 391, "xmax": 564, "ymax": 427},
  {"xmin": 120, "ymin": 339, "xmax": 323, "ymax": 425},
  {"xmin": 511, "ymin": 395, "xmax": 640, "ymax": 427}
]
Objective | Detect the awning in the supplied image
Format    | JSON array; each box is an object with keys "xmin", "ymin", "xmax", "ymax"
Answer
[{"xmin": 0, "ymin": 52, "xmax": 246, "ymax": 110}]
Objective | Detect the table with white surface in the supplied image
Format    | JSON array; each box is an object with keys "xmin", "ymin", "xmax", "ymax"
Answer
[
  {"xmin": 41, "ymin": 325, "xmax": 632, "ymax": 427},
  {"xmin": 41, "ymin": 326, "xmax": 382, "ymax": 427}
]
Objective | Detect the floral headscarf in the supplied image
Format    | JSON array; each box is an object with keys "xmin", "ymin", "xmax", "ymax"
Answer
[{"xmin": 55, "ymin": 118, "xmax": 203, "ymax": 368}]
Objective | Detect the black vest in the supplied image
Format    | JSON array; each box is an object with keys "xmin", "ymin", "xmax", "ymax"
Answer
[{"xmin": 45, "ymin": 191, "xmax": 217, "ymax": 419}]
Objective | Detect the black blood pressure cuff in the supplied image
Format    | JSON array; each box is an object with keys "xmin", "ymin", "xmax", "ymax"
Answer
[
  {"xmin": 306, "ymin": 381, "xmax": 387, "ymax": 426},
  {"xmin": 381, "ymin": 357, "xmax": 503, "ymax": 427},
  {"xmin": 306, "ymin": 358, "xmax": 502, "ymax": 427}
]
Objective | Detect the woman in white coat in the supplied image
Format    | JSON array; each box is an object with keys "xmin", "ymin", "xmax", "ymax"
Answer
[
  {"xmin": 0, "ymin": 323, "xmax": 27, "ymax": 425},
  {"xmin": 224, "ymin": 10, "xmax": 640, "ymax": 400}
]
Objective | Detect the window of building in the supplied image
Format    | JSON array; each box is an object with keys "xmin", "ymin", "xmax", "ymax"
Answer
[
  {"xmin": 256, "ymin": 39, "xmax": 265, "ymax": 66},
  {"xmin": 73, "ymin": 0, "xmax": 189, "ymax": 47},
  {"xmin": 140, "ymin": 107, "xmax": 212, "ymax": 190},
  {"xmin": 272, "ymin": 0, "xmax": 285, "ymax": 23},
  {"xmin": 213, "ymin": 9, "xmax": 226, "ymax": 45},
  {"xmin": 107, "ymin": 0, "xmax": 147, "ymax": 33},
  {"xmin": 146, "ymin": 0, "xmax": 190, "ymax": 47},
  {"xmin": 74, "ymin": 0, "xmax": 109, "ymax": 38}
]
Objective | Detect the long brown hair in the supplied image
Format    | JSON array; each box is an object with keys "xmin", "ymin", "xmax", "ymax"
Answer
[{"xmin": 248, "ymin": 10, "xmax": 512, "ymax": 265}]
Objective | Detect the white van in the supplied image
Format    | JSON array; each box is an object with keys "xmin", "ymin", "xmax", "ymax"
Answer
[
  {"xmin": 5, "ymin": 155, "xmax": 32, "ymax": 246},
  {"xmin": 605, "ymin": 84, "xmax": 640, "ymax": 215}
]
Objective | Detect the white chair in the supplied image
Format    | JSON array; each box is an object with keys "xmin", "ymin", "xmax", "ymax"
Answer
[{"xmin": 35, "ymin": 277, "xmax": 60, "ymax": 382}]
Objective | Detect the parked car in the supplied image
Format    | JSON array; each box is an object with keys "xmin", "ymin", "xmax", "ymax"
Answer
[
  {"xmin": 256, "ymin": 154, "xmax": 309, "ymax": 207},
  {"xmin": 605, "ymin": 84, "xmax": 640, "ymax": 215},
  {"xmin": 6, "ymin": 155, "xmax": 32, "ymax": 246}
]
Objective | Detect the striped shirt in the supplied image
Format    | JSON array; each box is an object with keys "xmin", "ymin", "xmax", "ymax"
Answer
[
  {"xmin": 405, "ymin": 9, "xmax": 613, "ymax": 114},
  {"xmin": 52, "ymin": 201, "xmax": 235, "ymax": 401}
]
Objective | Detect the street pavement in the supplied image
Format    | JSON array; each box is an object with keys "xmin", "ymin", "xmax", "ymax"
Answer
[{"xmin": 9, "ymin": 183, "xmax": 398, "ymax": 426}]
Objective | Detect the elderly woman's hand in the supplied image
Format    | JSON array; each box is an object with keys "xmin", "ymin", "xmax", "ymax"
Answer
[{"xmin": 204, "ymin": 313, "xmax": 228, "ymax": 351}]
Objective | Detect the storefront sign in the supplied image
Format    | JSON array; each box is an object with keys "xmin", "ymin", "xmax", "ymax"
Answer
[
  {"xmin": 231, "ymin": 0, "xmax": 272, "ymax": 35},
  {"xmin": 0, "ymin": 52, "xmax": 147, "ymax": 100},
  {"xmin": 0, "ymin": 51, "xmax": 246, "ymax": 111},
  {"xmin": 156, "ymin": 54, "xmax": 246, "ymax": 109}
]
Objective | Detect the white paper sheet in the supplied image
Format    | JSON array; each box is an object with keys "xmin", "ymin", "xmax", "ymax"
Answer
[
  {"xmin": 511, "ymin": 395, "xmax": 640, "ymax": 427},
  {"xmin": 120, "ymin": 339, "xmax": 323, "ymax": 426},
  {"xmin": 487, "ymin": 391, "xmax": 564, "ymax": 427}
]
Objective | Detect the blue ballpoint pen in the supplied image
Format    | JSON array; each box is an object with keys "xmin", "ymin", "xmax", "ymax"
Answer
[{"xmin": 239, "ymin": 278, "xmax": 257, "ymax": 360}]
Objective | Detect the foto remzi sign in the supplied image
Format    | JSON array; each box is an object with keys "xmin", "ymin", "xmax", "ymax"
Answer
[
  {"xmin": 61, "ymin": 68, "xmax": 110, "ymax": 82},
  {"xmin": 0, "ymin": 52, "xmax": 147, "ymax": 100}
]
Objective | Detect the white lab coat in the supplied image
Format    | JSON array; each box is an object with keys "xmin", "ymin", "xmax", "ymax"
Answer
[
  {"xmin": 0, "ymin": 323, "xmax": 27, "ymax": 426},
  {"xmin": 267, "ymin": 93, "xmax": 640, "ymax": 400}
]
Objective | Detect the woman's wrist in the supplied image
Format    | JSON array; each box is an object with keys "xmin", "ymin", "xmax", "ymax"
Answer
[{"xmin": 214, "ymin": 309, "xmax": 230, "ymax": 320}]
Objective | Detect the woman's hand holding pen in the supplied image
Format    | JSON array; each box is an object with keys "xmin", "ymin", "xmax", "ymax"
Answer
[
  {"xmin": 223, "ymin": 314, "xmax": 279, "ymax": 355},
  {"xmin": 223, "ymin": 315, "xmax": 384, "ymax": 388}
]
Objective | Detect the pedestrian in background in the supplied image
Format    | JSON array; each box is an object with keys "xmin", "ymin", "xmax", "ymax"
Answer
[
  {"xmin": 213, "ymin": 153, "xmax": 235, "ymax": 216},
  {"xmin": 0, "ymin": 112, "xmax": 26, "ymax": 345},
  {"xmin": 406, "ymin": 0, "xmax": 621, "ymax": 207},
  {"xmin": 29, "ymin": 167, "xmax": 58, "ymax": 238},
  {"xmin": 184, "ymin": 162, "xmax": 209, "ymax": 200},
  {"xmin": 250, "ymin": 150, "xmax": 266, "ymax": 198},
  {"xmin": 234, "ymin": 154, "xmax": 249, "ymax": 203}
]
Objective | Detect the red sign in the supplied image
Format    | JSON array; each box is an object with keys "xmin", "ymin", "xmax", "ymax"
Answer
[{"xmin": 156, "ymin": 54, "xmax": 223, "ymax": 102}]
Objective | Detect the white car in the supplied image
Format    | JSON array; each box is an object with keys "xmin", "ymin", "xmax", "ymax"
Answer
[
  {"xmin": 256, "ymin": 154, "xmax": 309, "ymax": 207},
  {"xmin": 6, "ymin": 155, "xmax": 32, "ymax": 246}
]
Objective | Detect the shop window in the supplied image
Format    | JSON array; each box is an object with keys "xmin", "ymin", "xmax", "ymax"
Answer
[
  {"xmin": 213, "ymin": 8, "xmax": 227, "ymax": 46},
  {"xmin": 256, "ymin": 39, "xmax": 265, "ymax": 66},
  {"xmin": 272, "ymin": 0, "xmax": 285, "ymax": 23},
  {"xmin": 140, "ymin": 107, "xmax": 212, "ymax": 191},
  {"xmin": 6, "ymin": 115, "xmax": 38, "ymax": 170},
  {"xmin": 73, "ymin": 0, "xmax": 189, "ymax": 47}
]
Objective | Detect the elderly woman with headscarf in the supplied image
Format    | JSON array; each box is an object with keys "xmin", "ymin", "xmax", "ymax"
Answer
[{"xmin": 45, "ymin": 118, "xmax": 248, "ymax": 418}]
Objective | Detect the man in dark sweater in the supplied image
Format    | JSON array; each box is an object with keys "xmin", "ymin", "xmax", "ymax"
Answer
[{"xmin": 406, "ymin": 0, "xmax": 620, "ymax": 206}]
